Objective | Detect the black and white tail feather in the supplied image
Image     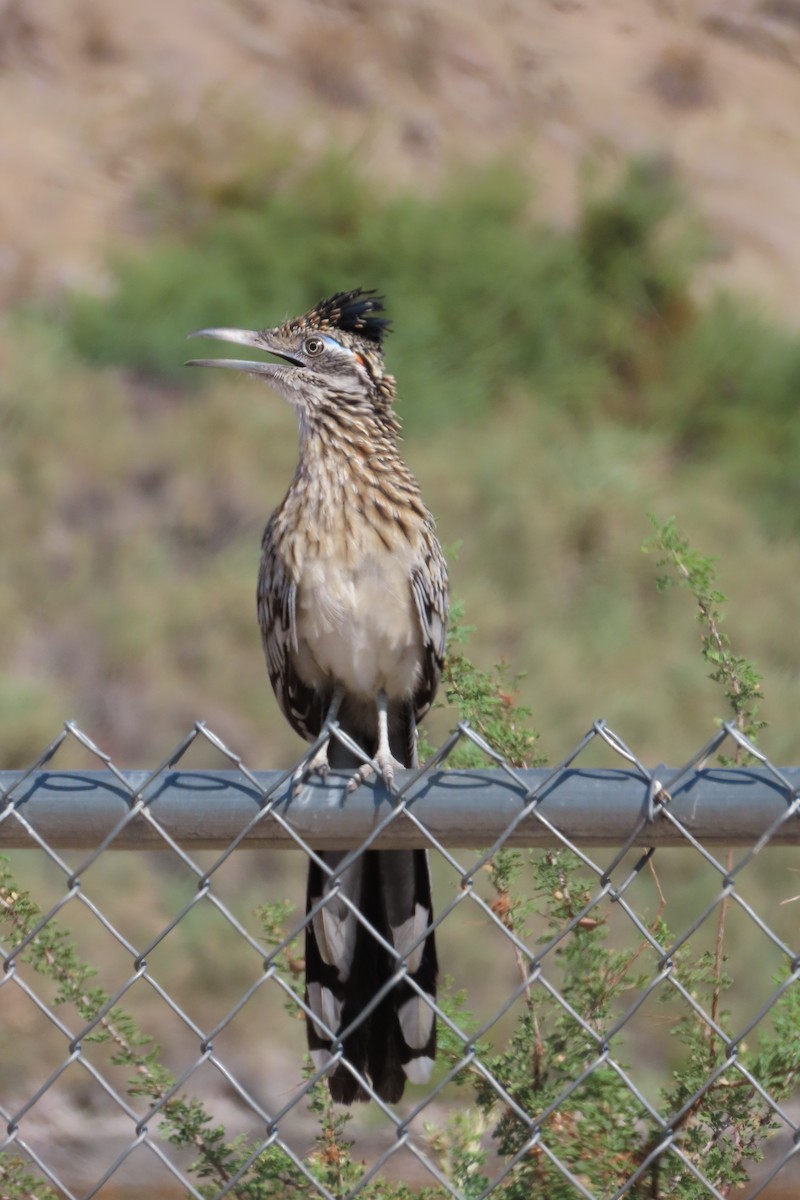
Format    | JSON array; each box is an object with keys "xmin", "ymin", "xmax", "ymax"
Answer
[{"xmin": 304, "ymin": 711, "xmax": 438, "ymax": 1104}]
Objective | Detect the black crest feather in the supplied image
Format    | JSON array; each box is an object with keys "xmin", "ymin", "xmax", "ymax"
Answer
[{"xmin": 309, "ymin": 288, "xmax": 391, "ymax": 345}]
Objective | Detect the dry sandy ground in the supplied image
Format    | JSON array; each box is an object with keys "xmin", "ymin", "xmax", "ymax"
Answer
[{"xmin": 2, "ymin": 0, "xmax": 800, "ymax": 321}]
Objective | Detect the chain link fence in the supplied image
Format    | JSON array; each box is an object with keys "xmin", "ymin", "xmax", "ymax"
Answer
[{"xmin": 1, "ymin": 718, "xmax": 799, "ymax": 1200}]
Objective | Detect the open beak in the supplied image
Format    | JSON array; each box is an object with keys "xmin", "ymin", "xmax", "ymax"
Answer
[{"xmin": 185, "ymin": 328, "xmax": 300, "ymax": 374}]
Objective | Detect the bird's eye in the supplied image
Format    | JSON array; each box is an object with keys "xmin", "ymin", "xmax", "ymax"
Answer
[{"xmin": 305, "ymin": 337, "xmax": 324, "ymax": 356}]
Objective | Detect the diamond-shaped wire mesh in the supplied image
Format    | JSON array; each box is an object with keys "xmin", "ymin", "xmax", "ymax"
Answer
[{"xmin": 1, "ymin": 720, "xmax": 799, "ymax": 1200}]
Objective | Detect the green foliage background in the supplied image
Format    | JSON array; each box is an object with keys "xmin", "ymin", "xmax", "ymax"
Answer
[
  {"xmin": 2, "ymin": 135, "xmax": 800, "ymax": 1196},
  {"xmin": 4, "ymin": 141, "xmax": 800, "ymax": 774}
]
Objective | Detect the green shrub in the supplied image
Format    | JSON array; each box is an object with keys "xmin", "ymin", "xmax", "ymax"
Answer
[
  {"xmin": 63, "ymin": 147, "xmax": 800, "ymax": 531},
  {"xmin": 65, "ymin": 156, "xmax": 695, "ymax": 432}
]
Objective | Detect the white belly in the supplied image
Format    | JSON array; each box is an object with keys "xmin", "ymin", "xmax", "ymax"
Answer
[{"xmin": 293, "ymin": 551, "xmax": 422, "ymax": 701}]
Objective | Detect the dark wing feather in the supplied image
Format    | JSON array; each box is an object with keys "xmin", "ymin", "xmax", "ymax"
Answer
[
  {"xmin": 410, "ymin": 533, "xmax": 449, "ymax": 722},
  {"xmin": 258, "ymin": 517, "xmax": 326, "ymax": 742}
]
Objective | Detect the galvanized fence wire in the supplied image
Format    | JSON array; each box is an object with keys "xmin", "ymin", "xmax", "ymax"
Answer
[{"xmin": 0, "ymin": 719, "xmax": 799, "ymax": 1200}]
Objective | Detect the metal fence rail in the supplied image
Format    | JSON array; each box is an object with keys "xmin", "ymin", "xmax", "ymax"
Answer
[{"xmin": 1, "ymin": 718, "xmax": 799, "ymax": 1200}]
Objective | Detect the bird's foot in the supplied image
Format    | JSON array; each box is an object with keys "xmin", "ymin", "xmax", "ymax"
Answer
[
  {"xmin": 292, "ymin": 742, "xmax": 331, "ymax": 795},
  {"xmin": 346, "ymin": 748, "xmax": 406, "ymax": 794}
]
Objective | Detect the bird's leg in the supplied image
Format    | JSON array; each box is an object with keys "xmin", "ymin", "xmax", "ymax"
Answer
[
  {"xmin": 375, "ymin": 689, "xmax": 406, "ymax": 784},
  {"xmin": 293, "ymin": 686, "xmax": 344, "ymax": 793},
  {"xmin": 347, "ymin": 690, "xmax": 406, "ymax": 792}
]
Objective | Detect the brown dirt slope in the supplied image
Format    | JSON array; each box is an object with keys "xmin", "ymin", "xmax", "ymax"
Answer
[{"xmin": 2, "ymin": 0, "xmax": 800, "ymax": 317}]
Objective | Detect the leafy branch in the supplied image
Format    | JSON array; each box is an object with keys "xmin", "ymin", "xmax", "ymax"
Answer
[
  {"xmin": 644, "ymin": 514, "xmax": 765, "ymax": 760},
  {"xmin": 419, "ymin": 598, "xmax": 544, "ymax": 770}
]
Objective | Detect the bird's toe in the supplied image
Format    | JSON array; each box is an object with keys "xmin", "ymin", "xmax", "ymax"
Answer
[{"xmin": 293, "ymin": 743, "xmax": 331, "ymax": 794}]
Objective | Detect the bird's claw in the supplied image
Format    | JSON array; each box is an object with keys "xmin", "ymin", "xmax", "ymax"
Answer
[
  {"xmin": 346, "ymin": 750, "xmax": 405, "ymax": 793},
  {"xmin": 292, "ymin": 743, "xmax": 331, "ymax": 795}
]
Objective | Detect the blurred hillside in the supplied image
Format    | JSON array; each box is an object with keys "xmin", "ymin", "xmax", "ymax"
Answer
[
  {"xmin": 2, "ymin": 0, "xmax": 800, "ymax": 773},
  {"xmin": 4, "ymin": 0, "xmax": 800, "ymax": 316}
]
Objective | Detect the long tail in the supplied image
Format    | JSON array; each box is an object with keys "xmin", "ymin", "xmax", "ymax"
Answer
[{"xmin": 304, "ymin": 705, "xmax": 438, "ymax": 1103}]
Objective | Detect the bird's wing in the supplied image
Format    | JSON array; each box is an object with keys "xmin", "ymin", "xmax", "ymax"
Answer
[
  {"xmin": 410, "ymin": 532, "xmax": 449, "ymax": 722},
  {"xmin": 258, "ymin": 521, "xmax": 326, "ymax": 742}
]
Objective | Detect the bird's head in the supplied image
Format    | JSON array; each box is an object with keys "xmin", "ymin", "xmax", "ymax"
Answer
[{"xmin": 186, "ymin": 289, "xmax": 396, "ymax": 430}]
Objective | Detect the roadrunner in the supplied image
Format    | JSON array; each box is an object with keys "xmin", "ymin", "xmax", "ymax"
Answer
[{"xmin": 187, "ymin": 289, "xmax": 448, "ymax": 1103}]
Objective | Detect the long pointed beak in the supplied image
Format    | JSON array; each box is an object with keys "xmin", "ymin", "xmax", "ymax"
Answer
[
  {"xmin": 185, "ymin": 327, "xmax": 298, "ymax": 375},
  {"xmin": 185, "ymin": 356, "xmax": 280, "ymax": 374},
  {"xmin": 187, "ymin": 327, "xmax": 266, "ymax": 350}
]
